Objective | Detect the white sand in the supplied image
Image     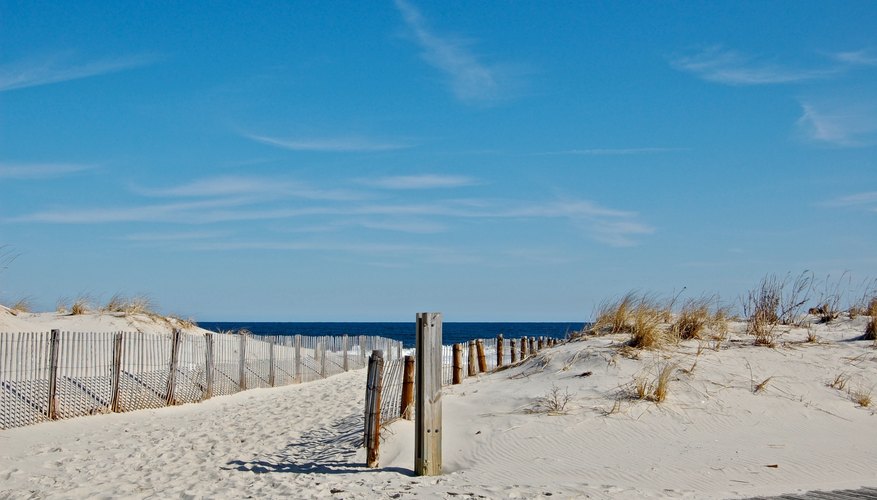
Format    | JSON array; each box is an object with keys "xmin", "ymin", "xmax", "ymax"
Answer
[{"xmin": 2, "ymin": 309, "xmax": 877, "ymax": 499}]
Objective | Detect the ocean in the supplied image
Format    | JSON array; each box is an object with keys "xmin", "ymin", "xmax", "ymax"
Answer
[{"xmin": 198, "ymin": 322, "xmax": 587, "ymax": 348}]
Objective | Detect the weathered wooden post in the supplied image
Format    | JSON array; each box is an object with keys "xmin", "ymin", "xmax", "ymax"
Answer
[
  {"xmin": 452, "ymin": 343, "xmax": 463, "ymax": 384},
  {"xmin": 415, "ymin": 312, "xmax": 442, "ymax": 476},
  {"xmin": 110, "ymin": 332, "xmax": 123, "ymax": 412},
  {"xmin": 496, "ymin": 334, "xmax": 504, "ymax": 369},
  {"xmin": 529, "ymin": 336, "xmax": 536, "ymax": 355},
  {"xmin": 238, "ymin": 331, "xmax": 248, "ymax": 391},
  {"xmin": 342, "ymin": 335, "xmax": 349, "ymax": 371},
  {"xmin": 294, "ymin": 334, "xmax": 302, "ymax": 383},
  {"xmin": 364, "ymin": 350, "xmax": 384, "ymax": 468},
  {"xmin": 204, "ymin": 332, "xmax": 214, "ymax": 400},
  {"xmin": 47, "ymin": 329, "xmax": 61, "ymax": 420},
  {"xmin": 320, "ymin": 337, "xmax": 328, "ymax": 378},
  {"xmin": 268, "ymin": 339, "xmax": 276, "ymax": 387},
  {"xmin": 359, "ymin": 335, "xmax": 366, "ymax": 367},
  {"xmin": 167, "ymin": 329, "xmax": 182, "ymax": 405},
  {"xmin": 476, "ymin": 340, "xmax": 487, "ymax": 372},
  {"xmin": 467, "ymin": 340, "xmax": 477, "ymax": 376},
  {"xmin": 520, "ymin": 337, "xmax": 528, "ymax": 358},
  {"xmin": 510, "ymin": 337, "xmax": 518, "ymax": 363},
  {"xmin": 400, "ymin": 355, "xmax": 415, "ymax": 419}
]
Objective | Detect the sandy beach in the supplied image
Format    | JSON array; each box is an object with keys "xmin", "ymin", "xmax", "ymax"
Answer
[{"xmin": 2, "ymin": 305, "xmax": 876, "ymax": 499}]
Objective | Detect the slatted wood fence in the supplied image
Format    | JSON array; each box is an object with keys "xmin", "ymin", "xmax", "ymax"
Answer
[{"xmin": 0, "ymin": 330, "xmax": 402, "ymax": 430}]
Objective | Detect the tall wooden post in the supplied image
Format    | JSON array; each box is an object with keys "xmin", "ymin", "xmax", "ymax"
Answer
[
  {"xmin": 476, "ymin": 340, "xmax": 487, "ymax": 373},
  {"xmin": 294, "ymin": 334, "xmax": 302, "ymax": 383},
  {"xmin": 342, "ymin": 335, "xmax": 349, "ymax": 372},
  {"xmin": 510, "ymin": 338, "xmax": 518, "ymax": 363},
  {"xmin": 529, "ymin": 337, "xmax": 536, "ymax": 355},
  {"xmin": 364, "ymin": 350, "xmax": 384, "ymax": 468},
  {"xmin": 320, "ymin": 338, "xmax": 327, "ymax": 378},
  {"xmin": 167, "ymin": 329, "xmax": 182, "ymax": 405},
  {"xmin": 468, "ymin": 340, "xmax": 477, "ymax": 376},
  {"xmin": 204, "ymin": 332, "xmax": 214, "ymax": 400},
  {"xmin": 238, "ymin": 332, "xmax": 247, "ymax": 391},
  {"xmin": 538, "ymin": 337, "xmax": 544, "ymax": 351},
  {"xmin": 268, "ymin": 339, "xmax": 276, "ymax": 387},
  {"xmin": 47, "ymin": 329, "xmax": 61, "ymax": 419},
  {"xmin": 452, "ymin": 343, "xmax": 463, "ymax": 384},
  {"xmin": 415, "ymin": 312, "xmax": 442, "ymax": 476},
  {"xmin": 400, "ymin": 355, "xmax": 415, "ymax": 419},
  {"xmin": 359, "ymin": 335, "xmax": 366, "ymax": 367},
  {"xmin": 521, "ymin": 337, "xmax": 528, "ymax": 358},
  {"xmin": 496, "ymin": 334, "xmax": 504, "ymax": 369},
  {"xmin": 110, "ymin": 333, "xmax": 123, "ymax": 412}
]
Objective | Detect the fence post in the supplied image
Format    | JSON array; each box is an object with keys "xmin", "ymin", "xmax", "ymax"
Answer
[
  {"xmin": 467, "ymin": 340, "xmax": 477, "ymax": 376},
  {"xmin": 476, "ymin": 340, "xmax": 487, "ymax": 373},
  {"xmin": 538, "ymin": 336, "xmax": 544, "ymax": 351},
  {"xmin": 529, "ymin": 337, "xmax": 536, "ymax": 355},
  {"xmin": 320, "ymin": 338, "xmax": 327, "ymax": 378},
  {"xmin": 166, "ymin": 329, "xmax": 182, "ymax": 405},
  {"xmin": 47, "ymin": 329, "xmax": 60, "ymax": 419},
  {"xmin": 510, "ymin": 337, "xmax": 518, "ymax": 363},
  {"xmin": 294, "ymin": 334, "xmax": 302, "ymax": 383},
  {"xmin": 415, "ymin": 312, "xmax": 442, "ymax": 476},
  {"xmin": 268, "ymin": 339, "xmax": 276, "ymax": 387},
  {"xmin": 343, "ymin": 335, "xmax": 349, "ymax": 372},
  {"xmin": 400, "ymin": 355, "xmax": 415, "ymax": 419},
  {"xmin": 364, "ymin": 350, "xmax": 384, "ymax": 468},
  {"xmin": 452, "ymin": 343, "xmax": 463, "ymax": 384},
  {"xmin": 110, "ymin": 332, "xmax": 123, "ymax": 412},
  {"xmin": 521, "ymin": 337, "xmax": 528, "ymax": 358},
  {"xmin": 204, "ymin": 332, "xmax": 214, "ymax": 400},
  {"xmin": 496, "ymin": 334, "xmax": 504, "ymax": 369},
  {"xmin": 238, "ymin": 332, "xmax": 247, "ymax": 391},
  {"xmin": 359, "ymin": 335, "xmax": 366, "ymax": 367}
]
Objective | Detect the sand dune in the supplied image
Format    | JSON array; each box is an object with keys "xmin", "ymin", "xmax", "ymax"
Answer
[{"xmin": 1, "ymin": 312, "xmax": 876, "ymax": 498}]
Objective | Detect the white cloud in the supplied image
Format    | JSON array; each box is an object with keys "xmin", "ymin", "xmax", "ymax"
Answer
[
  {"xmin": 0, "ymin": 162, "xmax": 95, "ymax": 179},
  {"xmin": 0, "ymin": 53, "xmax": 156, "ymax": 92},
  {"xmin": 394, "ymin": 0, "xmax": 513, "ymax": 102},
  {"xmin": 361, "ymin": 174, "xmax": 477, "ymax": 189},
  {"xmin": 823, "ymin": 191, "xmax": 877, "ymax": 208},
  {"xmin": 797, "ymin": 100, "xmax": 877, "ymax": 147},
  {"xmin": 138, "ymin": 175, "xmax": 363, "ymax": 202},
  {"xmin": 246, "ymin": 133, "xmax": 410, "ymax": 152},
  {"xmin": 831, "ymin": 49, "xmax": 877, "ymax": 66},
  {"xmin": 671, "ymin": 47, "xmax": 838, "ymax": 85},
  {"xmin": 541, "ymin": 147, "xmax": 687, "ymax": 156}
]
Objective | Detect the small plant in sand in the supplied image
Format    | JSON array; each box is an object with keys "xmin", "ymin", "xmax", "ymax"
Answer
[
  {"xmin": 672, "ymin": 297, "xmax": 712, "ymax": 340},
  {"xmin": 743, "ymin": 275, "xmax": 781, "ymax": 345},
  {"xmin": 9, "ymin": 297, "xmax": 32, "ymax": 315},
  {"xmin": 631, "ymin": 364, "xmax": 675, "ymax": 403},
  {"xmin": 866, "ymin": 318, "xmax": 876, "ymax": 342},
  {"xmin": 70, "ymin": 295, "xmax": 91, "ymax": 315},
  {"xmin": 527, "ymin": 384, "xmax": 572, "ymax": 415},
  {"xmin": 811, "ymin": 272, "xmax": 851, "ymax": 323},
  {"xmin": 102, "ymin": 294, "xmax": 155, "ymax": 315},
  {"xmin": 753, "ymin": 377, "xmax": 772, "ymax": 394},
  {"xmin": 628, "ymin": 295, "xmax": 672, "ymax": 349},
  {"xmin": 828, "ymin": 373, "xmax": 849, "ymax": 392},
  {"xmin": 851, "ymin": 388, "xmax": 872, "ymax": 408}
]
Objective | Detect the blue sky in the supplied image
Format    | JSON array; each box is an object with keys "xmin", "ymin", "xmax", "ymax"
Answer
[{"xmin": 1, "ymin": 1, "xmax": 876, "ymax": 321}]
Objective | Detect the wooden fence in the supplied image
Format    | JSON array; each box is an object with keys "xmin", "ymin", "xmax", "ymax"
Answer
[{"xmin": 0, "ymin": 330, "xmax": 403, "ymax": 430}]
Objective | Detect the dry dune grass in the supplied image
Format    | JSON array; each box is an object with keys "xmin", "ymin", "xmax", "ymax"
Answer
[
  {"xmin": 9, "ymin": 298, "xmax": 32, "ymax": 315},
  {"xmin": 671, "ymin": 297, "xmax": 712, "ymax": 340},
  {"xmin": 70, "ymin": 296, "xmax": 91, "ymax": 315},
  {"xmin": 102, "ymin": 294, "xmax": 155, "ymax": 315},
  {"xmin": 593, "ymin": 292, "xmax": 637, "ymax": 335},
  {"xmin": 632, "ymin": 364, "xmax": 675, "ymax": 403}
]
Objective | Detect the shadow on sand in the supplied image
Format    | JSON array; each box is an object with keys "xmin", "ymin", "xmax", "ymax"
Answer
[{"xmin": 223, "ymin": 413, "xmax": 414, "ymax": 476}]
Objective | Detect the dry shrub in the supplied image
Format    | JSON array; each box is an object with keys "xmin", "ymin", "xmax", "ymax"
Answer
[
  {"xmin": 10, "ymin": 297, "xmax": 32, "ymax": 314},
  {"xmin": 743, "ymin": 276, "xmax": 783, "ymax": 346},
  {"xmin": 812, "ymin": 272, "xmax": 851, "ymax": 323},
  {"xmin": 852, "ymin": 388, "xmax": 872, "ymax": 408},
  {"xmin": 167, "ymin": 314, "xmax": 197, "ymax": 330},
  {"xmin": 753, "ymin": 377, "xmax": 772, "ymax": 394},
  {"xmin": 865, "ymin": 318, "xmax": 876, "ymax": 341},
  {"xmin": 829, "ymin": 373, "xmax": 849, "ymax": 391},
  {"xmin": 527, "ymin": 384, "xmax": 572, "ymax": 415},
  {"xmin": 632, "ymin": 364, "xmax": 675, "ymax": 403}
]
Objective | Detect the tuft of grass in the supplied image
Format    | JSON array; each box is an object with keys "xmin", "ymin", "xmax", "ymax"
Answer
[
  {"xmin": 680, "ymin": 343, "xmax": 704, "ymax": 375},
  {"xmin": 167, "ymin": 314, "xmax": 198, "ymax": 330},
  {"xmin": 102, "ymin": 294, "xmax": 154, "ymax": 315},
  {"xmin": 829, "ymin": 373, "xmax": 849, "ymax": 391},
  {"xmin": 70, "ymin": 296, "xmax": 91, "ymax": 315},
  {"xmin": 805, "ymin": 326, "xmax": 819, "ymax": 343},
  {"xmin": 672, "ymin": 297, "xmax": 712, "ymax": 340},
  {"xmin": 852, "ymin": 388, "xmax": 872, "ymax": 408},
  {"xmin": 865, "ymin": 318, "xmax": 876, "ymax": 341},
  {"xmin": 592, "ymin": 292, "xmax": 637, "ymax": 334},
  {"xmin": 743, "ymin": 275, "xmax": 781, "ymax": 345},
  {"xmin": 10, "ymin": 297, "xmax": 32, "ymax": 315},
  {"xmin": 631, "ymin": 364, "xmax": 675, "ymax": 403},
  {"xmin": 628, "ymin": 295, "xmax": 670, "ymax": 349}
]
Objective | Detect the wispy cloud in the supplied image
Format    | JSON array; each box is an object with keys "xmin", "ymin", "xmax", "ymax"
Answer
[
  {"xmin": 823, "ymin": 191, "xmax": 877, "ymax": 211},
  {"xmin": 671, "ymin": 47, "xmax": 838, "ymax": 85},
  {"xmin": 137, "ymin": 175, "xmax": 363, "ymax": 201},
  {"xmin": 394, "ymin": 0, "xmax": 516, "ymax": 103},
  {"xmin": 0, "ymin": 52, "xmax": 157, "ymax": 92},
  {"xmin": 797, "ymin": 100, "xmax": 877, "ymax": 147},
  {"xmin": 830, "ymin": 49, "xmax": 877, "ymax": 67},
  {"xmin": 540, "ymin": 147, "xmax": 687, "ymax": 156},
  {"xmin": 0, "ymin": 162, "xmax": 95, "ymax": 179},
  {"xmin": 360, "ymin": 174, "xmax": 477, "ymax": 189},
  {"xmin": 246, "ymin": 133, "xmax": 410, "ymax": 152}
]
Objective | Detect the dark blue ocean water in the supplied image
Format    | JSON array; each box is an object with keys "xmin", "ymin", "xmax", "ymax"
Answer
[{"xmin": 198, "ymin": 322, "xmax": 586, "ymax": 348}]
